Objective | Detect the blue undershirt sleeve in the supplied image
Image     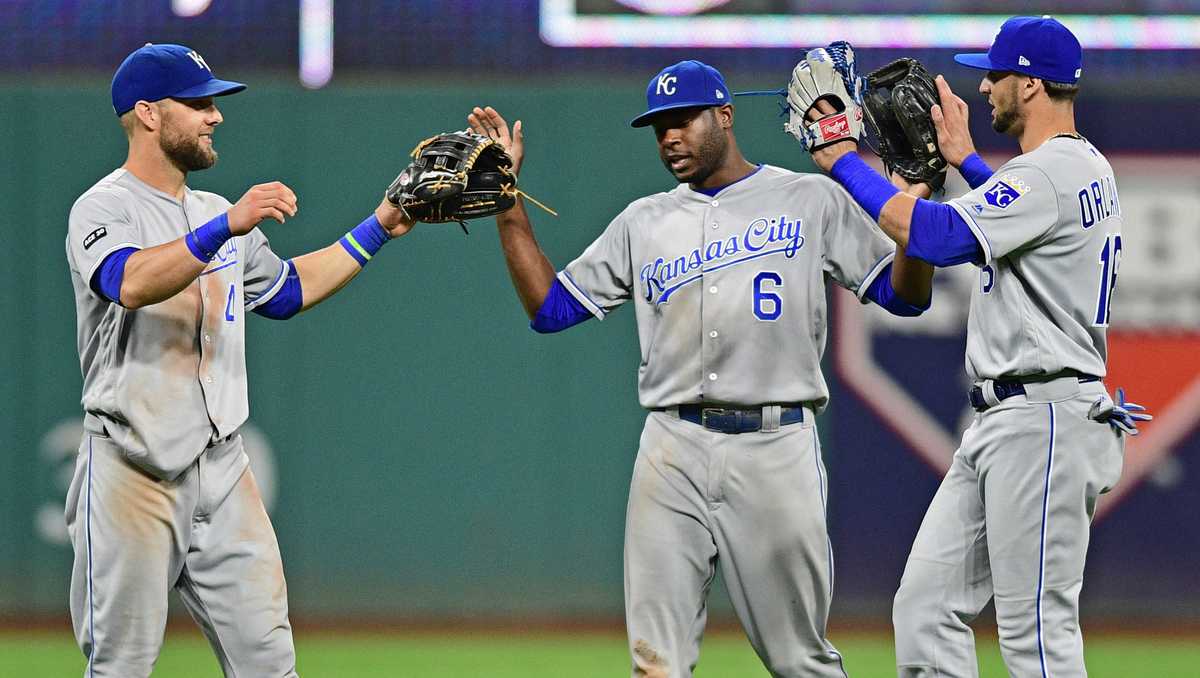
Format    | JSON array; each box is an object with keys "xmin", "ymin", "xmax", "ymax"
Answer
[
  {"xmin": 252, "ymin": 260, "xmax": 303, "ymax": 320},
  {"xmin": 89, "ymin": 246, "xmax": 138, "ymax": 305},
  {"xmin": 907, "ymin": 200, "xmax": 985, "ymax": 267},
  {"xmin": 863, "ymin": 263, "xmax": 929, "ymax": 317},
  {"xmin": 531, "ymin": 278, "xmax": 594, "ymax": 333},
  {"xmin": 958, "ymin": 153, "xmax": 995, "ymax": 189}
]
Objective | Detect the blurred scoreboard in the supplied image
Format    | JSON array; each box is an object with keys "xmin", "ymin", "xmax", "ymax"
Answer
[
  {"xmin": 4, "ymin": 0, "xmax": 1198, "ymax": 90},
  {"xmin": 544, "ymin": 0, "xmax": 1200, "ymax": 48}
]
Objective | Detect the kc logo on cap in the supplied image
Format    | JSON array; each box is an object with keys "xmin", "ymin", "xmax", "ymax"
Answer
[
  {"xmin": 110, "ymin": 43, "xmax": 246, "ymax": 116},
  {"xmin": 656, "ymin": 73, "xmax": 678, "ymax": 96},
  {"xmin": 631, "ymin": 60, "xmax": 733, "ymax": 128}
]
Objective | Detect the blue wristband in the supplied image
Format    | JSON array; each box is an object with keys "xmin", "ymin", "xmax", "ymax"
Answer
[
  {"xmin": 185, "ymin": 212, "xmax": 233, "ymax": 263},
  {"xmin": 829, "ymin": 152, "xmax": 900, "ymax": 221},
  {"xmin": 338, "ymin": 214, "xmax": 390, "ymax": 267},
  {"xmin": 959, "ymin": 153, "xmax": 994, "ymax": 190}
]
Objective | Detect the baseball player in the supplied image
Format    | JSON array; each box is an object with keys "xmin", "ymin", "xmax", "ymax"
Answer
[
  {"xmin": 468, "ymin": 60, "xmax": 934, "ymax": 677},
  {"xmin": 801, "ymin": 17, "xmax": 1150, "ymax": 677},
  {"xmin": 64, "ymin": 44, "xmax": 412, "ymax": 677}
]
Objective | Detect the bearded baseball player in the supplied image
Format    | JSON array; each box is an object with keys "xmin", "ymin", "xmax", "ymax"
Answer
[
  {"xmin": 468, "ymin": 59, "xmax": 933, "ymax": 677},
  {"xmin": 800, "ymin": 17, "xmax": 1150, "ymax": 677},
  {"xmin": 64, "ymin": 44, "xmax": 412, "ymax": 676}
]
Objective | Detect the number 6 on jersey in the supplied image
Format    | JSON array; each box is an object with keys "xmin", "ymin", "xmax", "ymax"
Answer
[{"xmin": 753, "ymin": 271, "xmax": 783, "ymax": 321}]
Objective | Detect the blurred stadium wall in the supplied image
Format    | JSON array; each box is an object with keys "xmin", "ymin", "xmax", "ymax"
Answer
[{"xmin": 2, "ymin": 1, "xmax": 1198, "ymax": 625}]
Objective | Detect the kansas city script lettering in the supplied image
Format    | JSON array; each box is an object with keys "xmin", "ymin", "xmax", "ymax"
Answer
[{"xmin": 641, "ymin": 215, "xmax": 805, "ymax": 304}]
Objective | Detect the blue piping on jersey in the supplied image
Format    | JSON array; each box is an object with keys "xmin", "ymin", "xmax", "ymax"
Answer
[
  {"xmin": 560, "ymin": 270, "xmax": 607, "ymax": 319},
  {"xmin": 246, "ymin": 260, "xmax": 289, "ymax": 308},
  {"xmin": 811, "ymin": 427, "xmax": 849, "ymax": 678},
  {"xmin": 197, "ymin": 259, "xmax": 239, "ymax": 276},
  {"xmin": 691, "ymin": 163, "xmax": 763, "ymax": 197},
  {"xmin": 1036, "ymin": 403, "xmax": 1056, "ymax": 678},
  {"xmin": 86, "ymin": 436, "xmax": 96, "ymax": 678}
]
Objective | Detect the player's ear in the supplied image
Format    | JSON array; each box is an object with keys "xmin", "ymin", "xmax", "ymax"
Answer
[
  {"xmin": 717, "ymin": 104, "xmax": 734, "ymax": 129},
  {"xmin": 132, "ymin": 100, "xmax": 161, "ymax": 133},
  {"xmin": 1020, "ymin": 76, "xmax": 1041, "ymax": 103}
]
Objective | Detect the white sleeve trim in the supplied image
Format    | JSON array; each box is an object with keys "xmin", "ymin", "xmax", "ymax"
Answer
[
  {"xmin": 83, "ymin": 242, "xmax": 141, "ymax": 290},
  {"xmin": 855, "ymin": 251, "xmax": 896, "ymax": 303},
  {"xmin": 557, "ymin": 270, "xmax": 607, "ymax": 321},
  {"xmin": 245, "ymin": 260, "xmax": 289, "ymax": 311},
  {"xmin": 949, "ymin": 201, "xmax": 994, "ymax": 266}
]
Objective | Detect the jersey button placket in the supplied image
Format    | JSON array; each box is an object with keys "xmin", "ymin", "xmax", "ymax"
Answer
[{"xmin": 700, "ymin": 198, "xmax": 723, "ymax": 401}]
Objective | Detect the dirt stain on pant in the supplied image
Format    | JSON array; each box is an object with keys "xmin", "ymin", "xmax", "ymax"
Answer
[{"xmin": 632, "ymin": 639, "xmax": 670, "ymax": 678}]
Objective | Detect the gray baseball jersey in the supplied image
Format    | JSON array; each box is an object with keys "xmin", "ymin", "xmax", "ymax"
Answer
[
  {"xmin": 894, "ymin": 135, "xmax": 1126, "ymax": 677},
  {"xmin": 66, "ymin": 168, "xmax": 288, "ymax": 480},
  {"xmin": 948, "ymin": 135, "xmax": 1119, "ymax": 381},
  {"xmin": 65, "ymin": 168, "xmax": 297, "ymax": 677},
  {"xmin": 558, "ymin": 164, "xmax": 897, "ymax": 677},
  {"xmin": 560, "ymin": 164, "xmax": 895, "ymax": 410}
]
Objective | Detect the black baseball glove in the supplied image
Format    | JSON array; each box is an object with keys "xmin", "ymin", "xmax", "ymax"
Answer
[
  {"xmin": 385, "ymin": 130, "xmax": 518, "ymax": 233},
  {"xmin": 862, "ymin": 58, "xmax": 948, "ymax": 188}
]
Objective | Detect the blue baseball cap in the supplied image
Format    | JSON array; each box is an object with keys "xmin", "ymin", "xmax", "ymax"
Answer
[
  {"xmin": 111, "ymin": 43, "xmax": 246, "ymax": 116},
  {"xmin": 630, "ymin": 60, "xmax": 732, "ymax": 128},
  {"xmin": 954, "ymin": 16, "xmax": 1082, "ymax": 84}
]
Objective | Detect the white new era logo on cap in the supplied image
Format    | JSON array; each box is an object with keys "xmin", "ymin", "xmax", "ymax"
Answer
[
  {"xmin": 1018, "ymin": 56, "xmax": 1031, "ymax": 66},
  {"xmin": 715, "ymin": 90, "xmax": 724, "ymax": 99}
]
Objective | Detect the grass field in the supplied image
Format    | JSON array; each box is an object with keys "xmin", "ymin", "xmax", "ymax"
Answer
[{"xmin": 4, "ymin": 629, "xmax": 1199, "ymax": 677}]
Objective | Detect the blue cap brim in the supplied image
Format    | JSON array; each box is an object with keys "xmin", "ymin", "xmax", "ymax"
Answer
[
  {"xmin": 172, "ymin": 78, "xmax": 247, "ymax": 101},
  {"xmin": 953, "ymin": 53, "xmax": 998, "ymax": 72},
  {"xmin": 630, "ymin": 101, "xmax": 720, "ymax": 128}
]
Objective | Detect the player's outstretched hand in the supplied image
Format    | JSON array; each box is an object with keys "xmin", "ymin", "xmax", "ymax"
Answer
[
  {"xmin": 1089, "ymin": 387, "xmax": 1154, "ymax": 436},
  {"xmin": 227, "ymin": 181, "xmax": 298, "ymax": 235},
  {"xmin": 374, "ymin": 198, "xmax": 416, "ymax": 239},
  {"xmin": 930, "ymin": 75, "xmax": 976, "ymax": 168},
  {"xmin": 467, "ymin": 106, "xmax": 524, "ymax": 175}
]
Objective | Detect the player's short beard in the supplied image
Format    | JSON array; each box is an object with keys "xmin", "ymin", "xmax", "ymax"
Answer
[
  {"xmin": 991, "ymin": 102, "xmax": 1021, "ymax": 136},
  {"xmin": 673, "ymin": 111, "xmax": 728, "ymax": 186},
  {"xmin": 159, "ymin": 115, "xmax": 217, "ymax": 173}
]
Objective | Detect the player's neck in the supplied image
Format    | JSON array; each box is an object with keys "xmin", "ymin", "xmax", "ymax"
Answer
[
  {"xmin": 1017, "ymin": 104, "xmax": 1077, "ymax": 154},
  {"xmin": 123, "ymin": 142, "xmax": 188, "ymax": 200},
  {"xmin": 692, "ymin": 151, "xmax": 756, "ymax": 192}
]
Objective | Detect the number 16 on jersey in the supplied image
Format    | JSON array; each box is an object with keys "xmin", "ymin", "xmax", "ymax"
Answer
[{"xmin": 1094, "ymin": 233, "xmax": 1122, "ymax": 327}]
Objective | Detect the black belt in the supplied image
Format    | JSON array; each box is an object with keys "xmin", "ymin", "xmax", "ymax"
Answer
[
  {"xmin": 673, "ymin": 404, "xmax": 806, "ymax": 434},
  {"xmin": 969, "ymin": 375, "xmax": 1101, "ymax": 412}
]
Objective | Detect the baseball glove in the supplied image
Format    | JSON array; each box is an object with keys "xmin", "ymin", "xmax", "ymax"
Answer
[
  {"xmin": 385, "ymin": 130, "xmax": 520, "ymax": 233},
  {"xmin": 862, "ymin": 58, "xmax": 948, "ymax": 187},
  {"xmin": 784, "ymin": 41, "xmax": 866, "ymax": 152}
]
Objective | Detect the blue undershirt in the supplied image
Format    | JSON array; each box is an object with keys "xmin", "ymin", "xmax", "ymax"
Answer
[
  {"xmin": 828, "ymin": 152, "xmax": 986, "ymax": 267},
  {"xmin": 91, "ymin": 247, "xmax": 138, "ymax": 305},
  {"xmin": 252, "ymin": 261, "xmax": 303, "ymax": 319}
]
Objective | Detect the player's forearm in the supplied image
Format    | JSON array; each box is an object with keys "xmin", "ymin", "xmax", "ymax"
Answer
[
  {"xmin": 497, "ymin": 200, "xmax": 556, "ymax": 319},
  {"xmin": 120, "ymin": 239, "xmax": 209, "ymax": 309},
  {"xmin": 878, "ymin": 192, "xmax": 917, "ymax": 249},
  {"xmin": 288, "ymin": 214, "xmax": 397, "ymax": 312},
  {"xmin": 291, "ymin": 243, "xmax": 363, "ymax": 311},
  {"xmin": 889, "ymin": 248, "xmax": 933, "ymax": 307}
]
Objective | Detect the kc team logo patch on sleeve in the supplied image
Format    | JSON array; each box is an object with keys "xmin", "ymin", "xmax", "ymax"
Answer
[{"xmin": 983, "ymin": 174, "xmax": 1030, "ymax": 209}]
